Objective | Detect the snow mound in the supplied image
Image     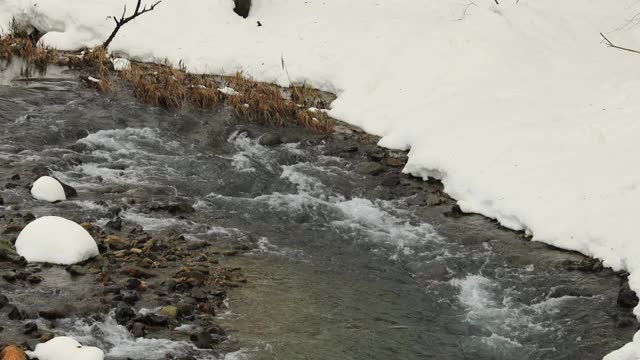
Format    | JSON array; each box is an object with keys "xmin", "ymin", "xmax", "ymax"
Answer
[
  {"xmin": 112, "ymin": 58, "xmax": 131, "ymax": 71},
  {"xmin": 28, "ymin": 336, "xmax": 104, "ymax": 360},
  {"xmin": 31, "ymin": 176, "xmax": 66, "ymax": 202},
  {"xmin": 16, "ymin": 216, "xmax": 99, "ymax": 265}
]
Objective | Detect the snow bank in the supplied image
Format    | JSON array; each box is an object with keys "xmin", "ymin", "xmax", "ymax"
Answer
[
  {"xmin": 15, "ymin": 216, "xmax": 99, "ymax": 264},
  {"xmin": 28, "ymin": 336, "xmax": 104, "ymax": 360},
  {"xmin": 3, "ymin": 0, "xmax": 640, "ymax": 356},
  {"xmin": 31, "ymin": 176, "xmax": 66, "ymax": 202}
]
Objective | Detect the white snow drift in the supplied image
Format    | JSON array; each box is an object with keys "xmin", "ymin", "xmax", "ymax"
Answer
[
  {"xmin": 3, "ymin": 0, "xmax": 640, "ymax": 357},
  {"xmin": 31, "ymin": 176, "xmax": 66, "ymax": 202},
  {"xmin": 28, "ymin": 336, "xmax": 104, "ymax": 360},
  {"xmin": 16, "ymin": 216, "xmax": 99, "ymax": 265}
]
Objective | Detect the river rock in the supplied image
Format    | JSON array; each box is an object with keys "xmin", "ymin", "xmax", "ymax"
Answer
[
  {"xmin": 258, "ymin": 133, "xmax": 282, "ymax": 146},
  {"xmin": 617, "ymin": 282, "xmax": 639, "ymax": 308},
  {"xmin": 66, "ymin": 265, "xmax": 87, "ymax": 276},
  {"xmin": 356, "ymin": 162, "xmax": 385, "ymax": 176},
  {"xmin": 1, "ymin": 271, "xmax": 16, "ymax": 282},
  {"xmin": 0, "ymin": 345, "xmax": 27, "ymax": 360},
  {"xmin": 159, "ymin": 305, "xmax": 178, "ymax": 319},
  {"xmin": 39, "ymin": 307, "xmax": 68, "ymax": 320},
  {"xmin": 23, "ymin": 322, "xmax": 38, "ymax": 335},
  {"xmin": 131, "ymin": 322, "xmax": 146, "ymax": 337},
  {"xmin": 140, "ymin": 313, "xmax": 168, "ymax": 327},
  {"xmin": 0, "ymin": 293, "xmax": 9, "ymax": 308},
  {"xmin": 115, "ymin": 303, "xmax": 136, "ymax": 325},
  {"xmin": 191, "ymin": 331, "xmax": 215, "ymax": 349}
]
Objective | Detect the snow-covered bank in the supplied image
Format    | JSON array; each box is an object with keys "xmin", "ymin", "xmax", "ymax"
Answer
[{"xmin": 2, "ymin": 0, "xmax": 640, "ymax": 357}]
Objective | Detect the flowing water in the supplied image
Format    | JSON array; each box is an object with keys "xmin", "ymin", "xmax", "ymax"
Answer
[{"xmin": 0, "ymin": 64, "xmax": 636, "ymax": 359}]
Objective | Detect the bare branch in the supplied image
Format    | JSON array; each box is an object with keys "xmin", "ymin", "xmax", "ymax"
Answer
[
  {"xmin": 600, "ymin": 32, "xmax": 640, "ymax": 55},
  {"xmin": 102, "ymin": 0, "xmax": 162, "ymax": 49}
]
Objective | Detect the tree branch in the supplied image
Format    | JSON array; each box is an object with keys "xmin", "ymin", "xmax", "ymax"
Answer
[
  {"xmin": 102, "ymin": 0, "xmax": 161, "ymax": 49},
  {"xmin": 600, "ymin": 32, "xmax": 640, "ymax": 55}
]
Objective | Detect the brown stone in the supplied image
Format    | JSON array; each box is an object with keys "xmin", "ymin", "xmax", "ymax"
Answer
[{"xmin": 0, "ymin": 346, "xmax": 27, "ymax": 360}]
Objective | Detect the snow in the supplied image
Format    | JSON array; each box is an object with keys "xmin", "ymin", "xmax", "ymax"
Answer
[
  {"xmin": 31, "ymin": 176, "xmax": 66, "ymax": 202},
  {"xmin": 28, "ymin": 336, "xmax": 104, "ymax": 360},
  {"xmin": 112, "ymin": 57, "xmax": 131, "ymax": 71},
  {"xmin": 15, "ymin": 216, "xmax": 99, "ymax": 265},
  {"xmin": 3, "ymin": 0, "xmax": 640, "ymax": 356},
  {"xmin": 218, "ymin": 86, "xmax": 240, "ymax": 95}
]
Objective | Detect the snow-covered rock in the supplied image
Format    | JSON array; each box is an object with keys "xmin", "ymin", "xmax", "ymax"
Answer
[
  {"xmin": 28, "ymin": 337, "xmax": 104, "ymax": 360},
  {"xmin": 31, "ymin": 176, "xmax": 66, "ymax": 202},
  {"xmin": 112, "ymin": 58, "xmax": 131, "ymax": 71},
  {"xmin": 15, "ymin": 216, "xmax": 99, "ymax": 265}
]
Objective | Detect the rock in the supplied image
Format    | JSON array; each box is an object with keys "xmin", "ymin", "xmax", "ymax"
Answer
[
  {"xmin": 53, "ymin": 177, "xmax": 77, "ymax": 199},
  {"xmin": 0, "ymin": 294, "xmax": 9, "ymax": 308},
  {"xmin": 182, "ymin": 271, "xmax": 206, "ymax": 283},
  {"xmin": 38, "ymin": 307, "xmax": 68, "ymax": 320},
  {"xmin": 140, "ymin": 313, "xmax": 168, "ymax": 327},
  {"xmin": 26, "ymin": 274, "xmax": 42, "ymax": 284},
  {"xmin": 233, "ymin": 0, "xmax": 252, "ymax": 18},
  {"xmin": 384, "ymin": 157, "xmax": 405, "ymax": 167},
  {"xmin": 166, "ymin": 202, "xmax": 195, "ymax": 215},
  {"xmin": 116, "ymin": 290, "xmax": 140, "ymax": 305},
  {"xmin": 0, "ymin": 345, "xmax": 27, "ymax": 360},
  {"xmin": 121, "ymin": 267, "xmax": 157, "ymax": 279},
  {"xmin": 177, "ymin": 302, "xmax": 194, "ymax": 318},
  {"xmin": 191, "ymin": 287, "xmax": 208, "ymax": 301},
  {"xmin": 66, "ymin": 265, "xmax": 87, "ymax": 276},
  {"xmin": 131, "ymin": 322, "xmax": 146, "ymax": 337},
  {"xmin": 159, "ymin": 305, "xmax": 178, "ymax": 319},
  {"xmin": 356, "ymin": 162, "xmax": 385, "ymax": 176},
  {"xmin": 115, "ymin": 303, "xmax": 136, "ymax": 325},
  {"xmin": 23, "ymin": 322, "xmax": 38, "ymax": 335},
  {"xmin": 258, "ymin": 133, "xmax": 282, "ymax": 146},
  {"xmin": 7, "ymin": 305, "xmax": 25, "ymax": 320},
  {"xmin": 425, "ymin": 194, "xmax": 447, "ymax": 206},
  {"xmin": 618, "ymin": 282, "xmax": 639, "ymax": 308},
  {"xmin": 124, "ymin": 278, "xmax": 142, "ymax": 290},
  {"xmin": 106, "ymin": 217, "xmax": 123, "ymax": 231},
  {"xmin": 444, "ymin": 204, "xmax": 469, "ymax": 218},
  {"xmin": 191, "ymin": 331, "xmax": 215, "ymax": 349},
  {"xmin": 381, "ymin": 176, "xmax": 400, "ymax": 187}
]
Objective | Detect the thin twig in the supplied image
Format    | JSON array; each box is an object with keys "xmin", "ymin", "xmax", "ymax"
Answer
[
  {"xmin": 103, "ymin": 0, "xmax": 161, "ymax": 49},
  {"xmin": 600, "ymin": 32, "xmax": 640, "ymax": 55}
]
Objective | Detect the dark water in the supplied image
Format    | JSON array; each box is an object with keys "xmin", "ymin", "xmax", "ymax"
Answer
[{"xmin": 0, "ymin": 64, "xmax": 635, "ymax": 359}]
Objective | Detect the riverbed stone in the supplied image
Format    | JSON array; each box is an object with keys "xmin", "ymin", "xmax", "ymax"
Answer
[
  {"xmin": 131, "ymin": 322, "xmax": 146, "ymax": 337},
  {"xmin": 115, "ymin": 303, "xmax": 135, "ymax": 325},
  {"xmin": 258, "ymin": 133, "xmax": 283, "ymax": 146},
  {"xmin": 618, "ymin": 282, "xmax": 639, "ymax": 308},
  {"xmin": 356, "ymin": 162, "xmax": 385, "ymax": 176}
]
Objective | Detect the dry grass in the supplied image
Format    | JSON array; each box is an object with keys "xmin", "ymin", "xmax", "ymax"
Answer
[{"xmin": 0, "ymin": 30, "xmax": 335, "ymax": 132}]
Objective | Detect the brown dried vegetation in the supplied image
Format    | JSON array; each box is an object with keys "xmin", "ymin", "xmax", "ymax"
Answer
[{"xmin": 0, "ymin": 28, "xmax": 335, "ymax": 132}]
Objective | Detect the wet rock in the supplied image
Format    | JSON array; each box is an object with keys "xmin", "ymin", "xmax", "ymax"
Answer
[
  {"xmin": 618, "ymin": 282, "xmax": 639, "ymax": 308},
  {"xmin": 115, "ymin": 290, "xmax": 140, "ymax": 305},
  {"xmin": 182, "ymin": 271, "xmax": 206, "ymax": 283},
  {"xmin": 548, "ymin": 287, "xmax": 592, "ymax": 299},
  {"xmin": 356, "ymin": 162, "xmax": 385, "ymax": 176},
  {"xmin": 23, "ymin": 322, "xmax": 38, "ymax": 335},
  {"xmin": 159, "ymin": 305, "xmax": 178, "ymax": 319},
  {"xmin": 140, "ymin": 313, "xmax": 168, "ymax": 327},
  {"xmin": 0, "ymin": 345, "xmax": 27, "ymax": 360},
  {"xmin": 444, "ymin": 204, "xmax": 469, "ymax": 218},
  {"xmin": 0, "ymin": 293, "xmax": 9, "ymax": 308},
  {"xmin": 121, "ymin": 267, "xmax": 157, "ymax": 279},
  {"xmin": 191, "ymin": 287, "xmax": 208, "ymax": 301},
  {"xmin": 124, "ymin": 278, "xmax": 142, "ymax": 290},
  {"xmin": 66, "ymin": 265, "xmax": 87, "ymax": 276},
  {"xmin": 233, "ymin": 0, "xmax": 252, "ymax": 18},
  {"xmin": 115, "ymin": 303, "xmax": 136, "ymax": 325},
  {"xmin": 258, "ymin": 133, "xmax": 282, "ymax": 146},
  {"xmin": 425, "ymin": 194, "xmax": 447, "ymax": 206},
  {"xmin": 191, "ymin": 331, "xmax": 215, "ymax": 349},
  {"xmin": 26, "ymin": 275, "xmax": 43, "ymax": 284},
  {"xmin": 52, "ymin": 177, "xmax": 77, "ymax": 198},
  {"xmin": 177, "ymin": 302, "xmax": 194, "ymax": 318},
  {"xmin": 7, "ymin": 305, "xmax": 25, "ymax": 320},
  {"xmin": 384, "ymin": 157, "xmax": 405, "ymax": 167},
  {"xmin": 38, "ymin": 307, "xmax": 68, "ymax": 320},
  {"xmin": 106, "ymin": 217, "xmax": 123, "ymax": 231},
  {"xmin": 131, "ymin": 322, "xmax": 146, "ymax": 337},
  {"xmin": 381, "ymin": 176, "xmax": 400, "ymax": 187}
]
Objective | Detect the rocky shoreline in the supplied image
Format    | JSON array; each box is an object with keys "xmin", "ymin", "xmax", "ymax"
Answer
[{"xmin": 0, "ymin": 68, "xmax": 638, "ymax": 358}]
